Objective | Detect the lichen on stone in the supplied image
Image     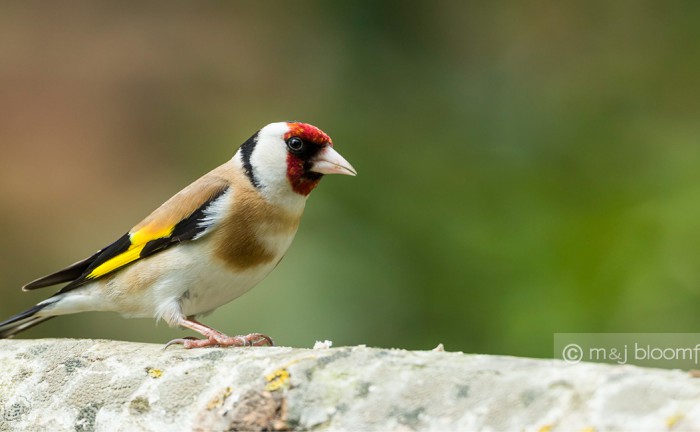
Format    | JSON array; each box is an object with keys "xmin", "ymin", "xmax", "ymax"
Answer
[
  {"xmin": 63, "ymin": 358, "xmax": 85, "ymax": 373},
  {"xmin": 146, "ymin": 367, "xmax": 163, "ymax": 379},
  {"xmin": 206, "ymin": 387, "xmax": 233, "ymax": 410},
  {"xmin": 265, "ymin": 369, "xmax": 290, "ymax": 392},
  {"xmin": 75, "ymin": 402, "xmax": 102, "ymax": 432}
]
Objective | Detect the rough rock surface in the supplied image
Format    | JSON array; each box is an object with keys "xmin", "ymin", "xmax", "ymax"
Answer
[{"xmin": 1, "ymin": 339, "xmax": 700, "ymax": 431}]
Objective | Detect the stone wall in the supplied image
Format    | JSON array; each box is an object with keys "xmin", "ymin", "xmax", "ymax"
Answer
[{"xmin": 1, "ymin": 339, "xmax": 699, "ymax": 431}]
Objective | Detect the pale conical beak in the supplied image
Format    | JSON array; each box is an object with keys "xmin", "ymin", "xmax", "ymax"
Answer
[{"xmin": 310, "ymin": 146, "xmax": 357, "ymax": 176}]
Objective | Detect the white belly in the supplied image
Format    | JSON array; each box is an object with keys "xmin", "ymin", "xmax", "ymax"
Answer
[
  {"xmin": 139, "ymin": 240, "xmax": 286, "ymax": 323},
  {"xmin": 176, "ymin": 250, "xmax": 279, "ymax": 317}
]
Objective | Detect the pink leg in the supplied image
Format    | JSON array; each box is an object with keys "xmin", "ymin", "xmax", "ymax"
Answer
[{"xmin": 164, "ymin": 317, "xmax": 274, "ymax": 349}]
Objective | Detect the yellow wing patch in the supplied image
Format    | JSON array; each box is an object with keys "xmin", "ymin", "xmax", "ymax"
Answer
[
  {"xmin": 86, "ymin": 224, "xmax": 175, "ymax": 279},
  {"xmin": 130, "ymin": 225, "xmax": 174, "ymax": 245}
]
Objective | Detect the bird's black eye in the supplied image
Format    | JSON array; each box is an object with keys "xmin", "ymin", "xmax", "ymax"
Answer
[{"xmin": 286, "ymin": 136, "xmax": 304, "ymax": 153}]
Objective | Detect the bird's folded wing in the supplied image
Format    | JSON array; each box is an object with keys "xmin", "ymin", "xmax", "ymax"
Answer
[{"xmin": 23, "ymin": 176, "xmax": 231, "ymax": 292}]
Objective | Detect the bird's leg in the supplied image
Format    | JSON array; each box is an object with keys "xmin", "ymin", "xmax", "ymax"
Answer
[{"xmin": 164, "ymin": 316, "xmax": 274, "ymax": 349}]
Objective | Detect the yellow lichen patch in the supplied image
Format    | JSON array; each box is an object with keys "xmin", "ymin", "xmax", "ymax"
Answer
[
  {"xmin": 538, "ymin": 424, "xmax": 554, "ymax": 432},
  {"xmin": 146, "ymin": 367, "xmax": 163, "ymax": 379},
  {"xmin": 207, "ymin": 386, "xmax": 233, "ymax": 410},
  {"xmin": 265, "ymin": 368, "xmax": 290, "ymax": 392},
  {"xmin": 579, "ymin": 427, "xmax": 596, "ymax": 432},
  {"xmin": 666, "ymin": 413, "xmax": 684, "ymax": 429}
]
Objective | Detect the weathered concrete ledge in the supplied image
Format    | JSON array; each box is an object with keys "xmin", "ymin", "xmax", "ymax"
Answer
[{"xmin": 1, "ymin": 339, "xmax": 700, "ymax": 431}]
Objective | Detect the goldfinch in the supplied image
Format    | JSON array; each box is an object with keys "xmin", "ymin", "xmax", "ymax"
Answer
[{"xmin": 0, "ymin": 122, "xmax": 355, "ymax": 348}]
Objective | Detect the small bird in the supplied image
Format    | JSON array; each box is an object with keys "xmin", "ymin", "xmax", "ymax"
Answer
[{"xmin": 0, "ymin": 122, "xmax": 355, "ymax": 348}]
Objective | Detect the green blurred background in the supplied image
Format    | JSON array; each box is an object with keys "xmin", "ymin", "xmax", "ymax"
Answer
[{"xmin": 1, "ymin": 2, "xmax": 700, "ymax": 358}]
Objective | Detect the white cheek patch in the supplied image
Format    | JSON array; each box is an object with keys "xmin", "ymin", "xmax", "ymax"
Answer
[
  {"xmin": 249, "ymin": 123, "xmax": 293, "ymax": 191},
  {"xmin": 251, "ymin": 142, "xmax": 288, "ymax": 186}
]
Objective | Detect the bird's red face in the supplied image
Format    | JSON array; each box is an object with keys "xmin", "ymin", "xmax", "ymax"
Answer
[{"xmin": 283, "ymin": 122, "xmax": 356, "ymax": 195}]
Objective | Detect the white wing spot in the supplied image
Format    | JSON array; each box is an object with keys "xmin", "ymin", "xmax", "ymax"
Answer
[{"xmin": 193, "ymin": 189, "xmax": 232, "ymax": 240}]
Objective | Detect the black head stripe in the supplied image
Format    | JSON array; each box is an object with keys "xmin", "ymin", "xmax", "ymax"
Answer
[{"xmin": 240, "ymin": 132, "xmax": 261, "ymax": 189}]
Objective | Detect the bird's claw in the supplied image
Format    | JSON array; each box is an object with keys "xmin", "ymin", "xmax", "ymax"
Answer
[
  {"xmin": 163, "ymin": 336, "xmax": 198, "ymax": 350},
  {"xmin": 242, "ymin": 333, "xmax": 275, "ymax": 347}
]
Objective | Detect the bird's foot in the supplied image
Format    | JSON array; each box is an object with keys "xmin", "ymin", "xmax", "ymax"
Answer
[
  {"xmin": 164, "ymin": 316, "xmax": 274, "ymax": 349},
  {"xmin": 164, "ymin": 332, "xmax": 274, "ymax": 349}
]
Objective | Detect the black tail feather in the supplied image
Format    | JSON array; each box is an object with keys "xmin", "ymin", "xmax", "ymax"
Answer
[
  {"xmin": 22, "ymin": 252, "xmax": 100, "ymax": 291},
  {"xmin": 0, "ymin": 304, "xmax": 54, "ymax": 339}
]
